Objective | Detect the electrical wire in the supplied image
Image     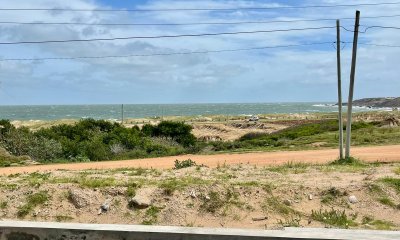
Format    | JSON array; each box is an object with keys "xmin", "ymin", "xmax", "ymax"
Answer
[
  {"xmin": 0, "ymin": 41, "xmax": 334, "ymax": 62},
  {"xmin": 341, "ymin": 25, "xmax": 400, "ymax": 33},
  {"xmin": 0, "ymin": 2, "xmax": 399, "ymax": 12},
  {"xmin": 0, "ymin": 26, "xmax": 335, "ymax": 45},
  {"xmin": 341, "ymin": 41, "xmax": 400, "ymax": 48},
  {"xmin": 2, "ymin": 14, "xmax": 400, "ymax": 26}
]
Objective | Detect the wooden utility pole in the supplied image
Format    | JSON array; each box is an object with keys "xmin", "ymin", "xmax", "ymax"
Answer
[
  {"xmin": 336, "ymin": 19, "xmax": 344, "ymax": 159},
  {"xmin": 121, "ymin": 104, "xmax": 124, "ymax": 124},
  {"xmin": 345, "ymin": 10, "xmax": 360, "ymax": 158}
]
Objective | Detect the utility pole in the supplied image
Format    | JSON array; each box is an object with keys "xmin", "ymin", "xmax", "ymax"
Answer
[
  {"xmin": 121, "ymin": 104, "xmax": 124, "ymax": 124},
  {"xmin": 345, "ymin": 10, "xmax": 360, "ymax": 158},
  {"xmin": 336, "ymin": 19, "xmax": 344, "ymax": 159}
]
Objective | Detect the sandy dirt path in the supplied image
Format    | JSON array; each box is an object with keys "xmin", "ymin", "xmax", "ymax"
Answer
[{"xmin": 1, "ymin": 145, "xmax": 399, "ymax": 175}]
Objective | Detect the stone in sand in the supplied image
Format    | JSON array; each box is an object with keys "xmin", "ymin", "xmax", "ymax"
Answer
[
  {"xmin": 349, "ymin": 195, "xmax": 358, "ymax": 203},
  {"xmin": 129, "ymin": 196, "xmax": 152, "ymax": 209}
]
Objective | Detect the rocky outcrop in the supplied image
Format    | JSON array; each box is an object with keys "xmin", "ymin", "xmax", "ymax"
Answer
[
  {"xmin": 341, "ymin": 97, "xmax": 400, "ymax": 108},
  {"xmin": 68, "ymin": 189, "xmax": 91, "ymax": 209}
]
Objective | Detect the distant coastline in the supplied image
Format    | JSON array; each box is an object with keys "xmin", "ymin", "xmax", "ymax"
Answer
[{"xmin": 341, "ymin": 97, "xmax": 400, "ymax": 108}]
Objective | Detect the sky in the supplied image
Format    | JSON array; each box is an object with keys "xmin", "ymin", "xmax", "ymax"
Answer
[{"xmin": 0, "ymin": 0, "xmax": 399, "ymax": 105}]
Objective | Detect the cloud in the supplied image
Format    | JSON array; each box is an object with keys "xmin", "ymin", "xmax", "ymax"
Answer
[{"xmin": 0, "ymin": 0, "xmax": 399, "ymax": 104}]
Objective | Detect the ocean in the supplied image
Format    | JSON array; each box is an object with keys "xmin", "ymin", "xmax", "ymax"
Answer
[{"xmin": 0, "ymin": 103, "xmax": 384, "ymax": 121}]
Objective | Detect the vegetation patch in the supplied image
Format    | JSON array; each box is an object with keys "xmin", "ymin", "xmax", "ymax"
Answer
[
  {"xmin": 262, "ymin": 196, "xmax": 297, "ymax": 215},
  {"xmin": 311, "ymin": 209, "xmax": 356, "ymax": 228},
  {"xmin": 55, "ymin": 215, "xmax": 74, "ymax": 222},
  {"xmin": 362, "ymin": 216, "xmax": 395, "ymax": 230},
  {"xmin": 21, "ymin": 172, "xmax": 51, "ymax": 187},
  {"xmin": 159, "ymin": 177, "xmax": 209, "ymax": 196},
  {"xmin": 142, "ymin": 206, "xmax": 161, "ymax": 225},
  {"xmin": 330, "ymin": 157, "xmax": 366, "ymax": 167},
  {"xmin": 0, "ymin": 183, "xmax": 18, "ymax": 191},
  {"xmin": 380, "ymin": 177, "xmax": 400, "ymax": 193},
  {"xmin": 0, "ymin": 201, "xmax": 7, "ymax": 209},
  {"xmin": 320, "ymin": 187, "xmax": 347, "ymax": 204},
  {"xmin": 17, "ymin": 191, "xmax": 50, "ymax": 218},
  {"xmin": 0, "ymin": 119, "xmax": 196, "ymax": 163},
  {"xmin": 174, "ymin": 159, "xmax": 197, "ymax": 169},
  {"xmin": 266, "ymin": 162, "xmax": 310, "ymax": 174},
  {"xmin": 278, "ymin": 215, "xmax": 301, "ymax": 227},
  {"xmin": 126, "ymin": 182, "xmax": 140, "ymax": 198},
  {"xmin": 378, "ymin": 197, "xmax": 398, "ymax": 209},
  {"xmin": 200, "ymin": 188, "xmax": 242, "ymax": 214},
  {"xmin": 52, "ymin": 176, "xmax": 119, "ymax": 188}
]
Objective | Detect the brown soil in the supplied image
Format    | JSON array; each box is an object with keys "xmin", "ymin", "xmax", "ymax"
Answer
[
  {"xmin": 1, "ymin": 162, "xmax": 399, "ymax": 230},
  {"xmin": 1, "ymin": 145, "xmax": 399, "ymax": 175}
]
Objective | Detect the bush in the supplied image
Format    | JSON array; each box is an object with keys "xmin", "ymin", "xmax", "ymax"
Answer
[
  {"xmin": 142, "ymin": 121, "xmax": 196, "ymax": 147},
  {"xmin": 174, "ymin": 159, "xmax": 197, "ymax": 169},
  {"xmin": 0, "ymin": 119, "xmax": 200, "ymax": 163}
]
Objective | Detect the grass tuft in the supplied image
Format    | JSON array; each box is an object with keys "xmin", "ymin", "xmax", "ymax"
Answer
[
  {"xmin": 278, "ymin": 216, "xmax": 301, "ymax": 227},
  {"xmin": 267, "ymin": 162, "xmax": 310, "ymax": 174},
  {"xmin": 200, "ymin": 189, "xmax": 242, "ymax": 214},
  {"xmin": 55, "ymin": 215, "xmax": 74, "ymax": 222},
  {"xmin": 311, "ymin": 209, "xmax": 356, "ymax": 228},
  {"xmin": 142, "ymin": 206, "xmax": 161, "ymax": 225},
  {"xmin": 320, "ymin": 187, "xmax": 347, "ymax": 204},
  {"xmin": 0, "ymin": 201, "xmax": 7, "ymax": 209},
  {"xmin": 262, "ymin": 196, "xmax": 297, "ymax": 215},
  {"xmin": 378, "ymin": 197, "xmax": 397, "ymax": 208},
  {"xmin": 362, "ymin": 215, "xmax": 394, "ymax": 230},
  {"xmin": 17, "ymin": 191, "xmax": 49, "ymax": 218},
  {"xmin": 380, "ymin": 177, "xmax": 400, "ymax": 192},
  {"xmin": 330, "ymin": 157, "xmax": 366, "ymax": 166}
]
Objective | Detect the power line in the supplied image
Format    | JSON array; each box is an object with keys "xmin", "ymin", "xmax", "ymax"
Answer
[
  {"xmin": 359, "ymin": 42, "xmax": 400, "ymax": 48},
  {"xmin": 0, "ymin": 41, "xmax": 334, "ymax": 62},
  {"xmin": 363, "ymin": 25, "xmax": 400, "ymax": 32},
  {"xmin": 0, "ymin": 2, "xmax": 399, "ymax": 12},
  {"xmin": 2, "ymin": 14, "xmax": 400, "ymax": 27},
  {"xmin": 341, "ymin": 25, "xmax": 400, "ymax": 33},
  {"xmin": 0, "ymin": 26, "xmax": 335, "ymax": 45},
  {"xmin": 342, "ymin": 41, "xmax": 400, "ymax": 48}
]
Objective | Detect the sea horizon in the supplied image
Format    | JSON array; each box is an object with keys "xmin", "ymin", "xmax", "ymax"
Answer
[{"xmin": 0, "ymin": 102, "xmax": 389, "ymax": 121}]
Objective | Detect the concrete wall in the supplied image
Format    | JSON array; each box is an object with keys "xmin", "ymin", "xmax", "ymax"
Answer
[{"xmin": 0, "ymin": 221, "xmax": 399, "ymax": 240}]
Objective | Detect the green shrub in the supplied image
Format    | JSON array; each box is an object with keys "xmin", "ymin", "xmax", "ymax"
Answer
[
  {"xmin": 1, "ymin": 119, "xmax": 200, "ymax": 163},
  {"xmin": 142, "ymin": 121, "xmax": 196, "ymax": 147},
  {"xmin": 174, "ymin": 159, "xmax": 197, "ymax": 169}
]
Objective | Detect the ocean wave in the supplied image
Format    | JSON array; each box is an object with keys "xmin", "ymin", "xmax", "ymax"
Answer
[{"xmin": 312, "ymin": 104, "xmax": 335, "ymax": 107}]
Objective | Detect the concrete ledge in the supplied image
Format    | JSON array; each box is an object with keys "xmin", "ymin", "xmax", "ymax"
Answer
[{"xmin": 0, "ymin": 221, "xmax": 399, "ymax": 240}]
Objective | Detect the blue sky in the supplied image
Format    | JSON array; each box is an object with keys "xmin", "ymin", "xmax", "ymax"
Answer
[{"xmin": 0, "ymin": 0, "xmax": 399, "ymax": 105}]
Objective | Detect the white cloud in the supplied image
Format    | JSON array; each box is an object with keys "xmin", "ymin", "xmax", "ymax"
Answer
[{"xmin": 0, "ymin": 0, "xmax": 399, "ymax": 104}]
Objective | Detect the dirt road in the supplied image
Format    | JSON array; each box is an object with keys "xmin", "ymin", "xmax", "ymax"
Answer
[{"xmin": 1, "ymin": 145, "xmax": 399, "ymax": 175}]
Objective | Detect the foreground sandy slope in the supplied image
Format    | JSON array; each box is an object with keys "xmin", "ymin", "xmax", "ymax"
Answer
[
  {"xmin": 0, "ymin": 145, "xmax": 399, "ymax": 175},
  {"xmin": 0, "ymin": 161, "xmax": 399, "ymax": 229}
]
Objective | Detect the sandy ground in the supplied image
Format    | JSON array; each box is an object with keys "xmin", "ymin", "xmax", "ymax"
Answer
[
  {"xmin": 1, "ymin": 161, "xmax": 399, "ymax": 230},
  {"xmin": 1, "ymin": 145, "xmax": 399, "ymax": 175},
  {"xmin": 191, "ymin": 122, "xmax": 288, "ymax": 141}
]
